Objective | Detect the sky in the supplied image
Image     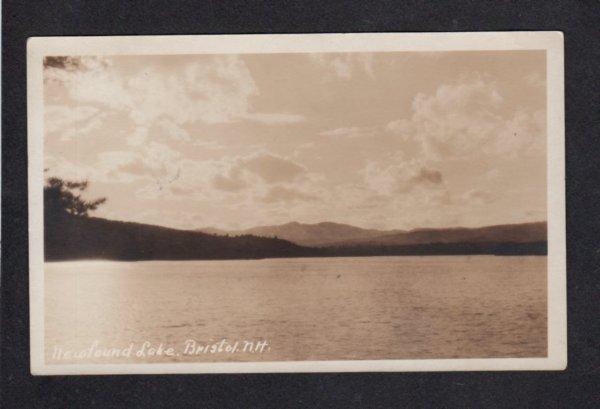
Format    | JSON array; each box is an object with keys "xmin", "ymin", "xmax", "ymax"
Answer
[{"xmin": 43, "ymin": 51, "xmax": 547, "ymax": 230}]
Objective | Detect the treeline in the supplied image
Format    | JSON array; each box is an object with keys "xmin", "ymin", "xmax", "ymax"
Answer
[
  {"xmin": 320, "ymin": 241, "xmax": 547, "ymax": 258},
  {"xmin": 45, "ymin": 214, "xmax": 320, "ymax": 261}
]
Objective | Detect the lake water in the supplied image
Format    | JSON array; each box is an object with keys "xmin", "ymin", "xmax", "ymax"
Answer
[{"xmin": 44, "ymin": 256, "xmax": 547, "ymax": 364}]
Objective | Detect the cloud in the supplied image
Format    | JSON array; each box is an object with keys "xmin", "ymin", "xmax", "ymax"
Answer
[
  {"xmin": 212, "ymin": 169, "xmax": 247, "ymax": 192},
  {"xmin": 210, "ymin": 152, "xmax": 313, "ymax": 203},
  {"xmin": 126, "ymin": 127, "xmax": 148, "ymax": 146},
  {"xmin": 261, "ymin": 186, "xmax": 317, "ymax": 204},
  {"xmin": 44, "ymin": 154, "xmax": 96, "ymax": 182},
  {"xmin": 244, "ymin": 112, "xmax": 305, "ymax": 124},
  {"xmin": 43, "ymin": 54, "xmax": 546, "ymax": 231},
  {"xmin": 45, "ymin": 57, "xmax": 132, "ymax": 111},
  {"xmin": 461, "ymin": 189, "xmax": 495, "ymax": 205},
  {"xmin": 44, "ymin": 105, "xmax": 100, "ymax": 135},
  {"xmin": 45, "ymin": 149, "xmax": 148, "ymax": 185},
  {"xmin": 178, "ymin": 56, "xmax": 257, "ymax": 124},
  {"xmin": 99, "ymin": 151, "xmax": 152, "ymax": 182},
  {"xmin": 115, "ymin": 159, "xmax": 149, "ymax": 177},
  {"xmin": 157, "ymin": 119, "xmax": 191, "ymax": 142},
  {"xmin": 44, "ymin": 55, "xmax": 304, "ymax": 131},
  {"xmin": 362, "ymin": 156, "xmax": 445, "ymax": 196},
  {"xmin": 210, "ymin": 152, "xmax": 308, "ymax": 195},
  {"xmin": 241, "ymin": 153, "xmax": 306, "ymax": 184},
  {"xmin": 526, "ymin": 72, "xmax": 545, "ymax": 88},
  {"xmin": 101, "ymin": 207, "xmax": 205, "ymax": 230},
  {"xmin": 94, "ymin": 142, "xmax": 183, "ymax": 186},
  {"xmin": 125, "ymin": 120, "xmax": 205, "ymax": 148},
  {"xmin": 309, "ymin": 53, "xmax": 374, "ymax": 80},
  {"xmin": 386, "ymin": 74, "xmax": 545, "ymax": 159},
  {"xmin": 60, "ymin": 114, "xmax": 108, "ymax": 142},
  {"xmin": 399, "ymin": 166, "xmax": 444, "ymax": 193},
  {"xmin": 331, "ymin": 58, "xmax": 352, "ymax": 79},
  {"xmin": 135, "ymin": 156, "xmax": 233, "ymax": 200},
  {"xmin": 411, "ymin": 167, "xmax": 443, "ymax": 185},
  {"xmin": 319, "ymin": 126, "xmax": 365, "ymax": 138},
  {"xmin": 493, "ymin": 108, "xmax": 545, "ymax": 155}
]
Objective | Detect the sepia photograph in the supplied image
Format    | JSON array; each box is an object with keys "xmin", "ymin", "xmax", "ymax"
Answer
[{"xmin": 27, "ymin": 33, "xmax": 566, "ymax": 374}]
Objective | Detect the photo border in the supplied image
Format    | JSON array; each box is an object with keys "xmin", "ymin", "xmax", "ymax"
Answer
[{"xmin": 27, "ymin": 32, "xmax": 566, "ymax": 375}]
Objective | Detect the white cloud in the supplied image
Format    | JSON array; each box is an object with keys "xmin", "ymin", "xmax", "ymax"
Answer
[
  {"xmin": 362, "ymin": 155, "xmax": 444, "ymax": 196},
  {"xmin": 76, "ymin": 142, "xmax": 184, "ymax": 186},
  {"xmin": 45, "ymin": 149, "xmax": 145, "ymax": 185},
  {"xmin": 309, "ymin": 53, "xmax": 375, "ymax": 80},
  {"xmin": 44, "ymin": 105, "xmax": 100, "ymax": 134},
  {"xmin": 45, "ymin": 57, "xmax": 132, "ymax": 111},
  {"xmin": 126, "ymin": 127, "xmax": 148, "ymax": 146},
  {"xmin": 319, "ymin": 126, "xmax": 365, "ymax": 138},
  {"xmin": 180, "ymin": 56, "xmax": 257, "ymax": 124},
  {"xmin": 60, "ymin": 114, "xmax": 108, "ymax": 142},
  {"xmin": 492, "ymin": 108, "xmax": 545, "ymax": 156},
  {"xmin": 386, "ymin": 74, "xmax": 545, "ymax": 159},
  {"xmin": 45, "ymin": 55, "xmax": 304, "ymax": 130},
  {"xmin": 157, "ymin": 119, "xmax": 191, "ymax": 142}
]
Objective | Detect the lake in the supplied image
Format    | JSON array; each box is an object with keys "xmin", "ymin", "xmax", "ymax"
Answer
[{"xmin": 44, "ymin": 256, "xmax": 547, "ymax": 364}]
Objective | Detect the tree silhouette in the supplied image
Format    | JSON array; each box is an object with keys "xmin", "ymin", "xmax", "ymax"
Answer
[{"xmin": 44, "ymin": 177, "xmax": 107, "ymax": 218}]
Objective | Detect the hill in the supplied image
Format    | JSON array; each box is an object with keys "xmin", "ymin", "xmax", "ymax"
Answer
[
  {"xmin": 45, "ymin": 215, "xmax": 319, "ymax": 261},
  {"xmin": 329, "ymin": 221, "xmax": 547, "ymax": 247},
  {"xmin": 198, "ymin": 221, "xmax": 546, "ymax": 248},
  {"xmin": 198, "ymin": 221, "xmax": 396, "ymax": 247}
]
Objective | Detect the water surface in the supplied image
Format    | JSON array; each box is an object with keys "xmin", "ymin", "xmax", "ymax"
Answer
[{"xmin": 45, "ymin": 256, "xmax": 547, "ymax": 363}]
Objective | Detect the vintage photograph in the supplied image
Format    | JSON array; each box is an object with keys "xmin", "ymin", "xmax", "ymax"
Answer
[{"xmin": 28, "ymin": 33, "xmax": 566, "ymax": 374}]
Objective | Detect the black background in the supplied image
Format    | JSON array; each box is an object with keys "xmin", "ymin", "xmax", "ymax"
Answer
[{"xmin": 2, "ymin": 1, "xmax": 599, "ymax": 407}]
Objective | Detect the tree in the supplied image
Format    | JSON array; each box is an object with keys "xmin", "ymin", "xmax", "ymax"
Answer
[{"xmin": 44, "ymin": 177, "xmax": 107, "ymax": 218}]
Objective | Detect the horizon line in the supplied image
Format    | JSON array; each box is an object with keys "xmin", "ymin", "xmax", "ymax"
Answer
[{"xmin": 90, "ymin": 214, "xmax": 547, "ymax": 234}]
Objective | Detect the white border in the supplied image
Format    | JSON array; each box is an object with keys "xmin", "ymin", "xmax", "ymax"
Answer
[{"xmin": 27, "ymin": 32, "xmax": 566, "ymax": 375}]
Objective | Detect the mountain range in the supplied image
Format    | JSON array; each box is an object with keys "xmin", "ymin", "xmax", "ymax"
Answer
[
  {"xmin": 199, "ymin": 222, "xmax": 393, "ymax": 247},
  {"xmin": 199, "ymin": 221, "xmax": 547, "ymax": 248},
  {"xmin": 44, "ymin": 214, "xmax": 547, "ymax": 261}
]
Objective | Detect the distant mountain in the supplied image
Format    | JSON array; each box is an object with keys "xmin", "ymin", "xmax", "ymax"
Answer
[
  {"xmin": 329, "ymin": 222, "xmax": 547, "ymax": 247},
  {"xmin": 198, "ymin": 221, "xmax": 396, "ymax": 247},
  {"xmin": 199, "ymin": 221, "xmax": 546, "ymax": 248}
]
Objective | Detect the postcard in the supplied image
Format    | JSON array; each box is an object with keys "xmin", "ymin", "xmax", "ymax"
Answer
[{"xmin": 27, "ymin": 32, "xmax": 566, "ymax": 374}]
